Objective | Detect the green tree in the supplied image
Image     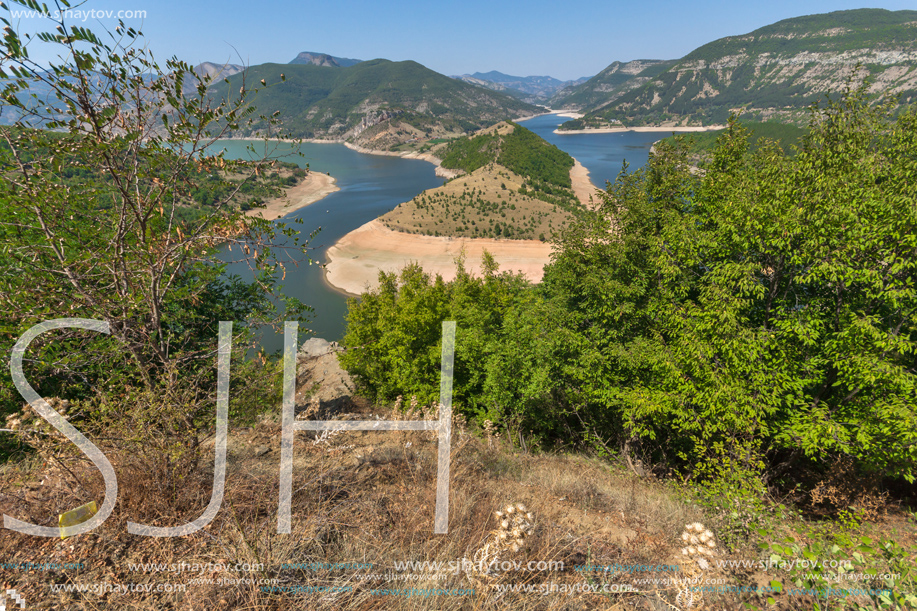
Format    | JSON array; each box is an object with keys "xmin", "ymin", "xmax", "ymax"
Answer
[
  {"xmin": 545, "ymin": 85, "xmax": 917, "ymax": 485},
  {"xmin": 0, "ymin": 2, "xmax": 314, "ymax": 474}
]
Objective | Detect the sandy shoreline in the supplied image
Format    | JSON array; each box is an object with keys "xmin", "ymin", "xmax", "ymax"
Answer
[
  {"xmin": 555, "ymin": 124, "xmax": 726, "ymax": 135},
  {"xmin": 244, "ymin": 171, "xmax": 339, "ymax": 219},
  {"xmin": 571, "ymin": 158, "xmax": 602, "ymax": 208},
  {"xmin": 323, "ymin": 157, "xmax": 600, "ymax": 295},
  {"xmin": 514, "ymin": 109, "xmax": 584, "ymax": 123},
  {"xmin": 324, "ymin": 220, "xmax": 555, "ymax": 296},
  {"xmin": 342, "ymin": 142, "xmax": 460, "ymax": 179}
]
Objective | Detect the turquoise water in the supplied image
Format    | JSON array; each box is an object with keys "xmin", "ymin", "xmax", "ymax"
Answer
[
  {"xmin": 218, "ymin": 117, "xmax": 697, "ymax": 350},
  {"xmin": 216, "ymin": 140, "xmax": 443, "ymax": 350},
  {"xmin": 518, "ymin": 113, "xmax": 697, "ymax": 189}
]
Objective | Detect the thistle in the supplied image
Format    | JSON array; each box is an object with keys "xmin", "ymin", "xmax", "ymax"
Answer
[{"xmin": 468, "ymin": 502, "xmax": 535, "ymax": 582}]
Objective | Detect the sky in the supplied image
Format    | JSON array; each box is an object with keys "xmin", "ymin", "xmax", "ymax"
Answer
[{"xmin": 5, "ymin": 0, "xmax": 917, "ymax": 80}]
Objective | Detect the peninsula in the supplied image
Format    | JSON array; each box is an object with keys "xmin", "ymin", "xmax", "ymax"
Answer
[{"xmin": 324, "ymin": 121, "xmax": 600, "ymax": 295}]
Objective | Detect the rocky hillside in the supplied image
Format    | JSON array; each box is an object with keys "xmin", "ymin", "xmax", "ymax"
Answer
[
  {"xmin": 193, "ymin": 61, "xmax": 245, "ymax": 80},
  {"xmin": 209, "ymin": 60, "xmax": 543, "ymax": 149},
  {"xmin": 560, "ymin": 8, "xmax": 917, "ymax": 129},
  {"xmin": 549, "ymin": 59, "xmax": 673, "ymax": 110},
  {"xmin": 289, "ymin": 51, "xmax": 363, "ymax": 68}
]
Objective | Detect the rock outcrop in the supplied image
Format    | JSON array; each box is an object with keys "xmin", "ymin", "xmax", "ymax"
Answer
[{"xmin": 294, "ymin": 338, "xmax": 354, "ymax": 418}]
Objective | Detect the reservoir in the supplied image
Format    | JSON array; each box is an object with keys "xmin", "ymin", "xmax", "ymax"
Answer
[{"xmin": 219, "ymin": 116, "xmax": 701, "ymax": 350}]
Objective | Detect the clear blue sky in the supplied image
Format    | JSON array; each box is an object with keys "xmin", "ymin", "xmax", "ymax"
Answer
[{"xmin": 6, "ymin": 0, "xmax": 917, "ymax": 80}]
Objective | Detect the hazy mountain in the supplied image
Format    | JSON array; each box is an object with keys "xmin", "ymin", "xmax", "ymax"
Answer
[
  {"xmin": 453, "ymin": 70, "xmax": 590, "ymax": 102},
  {"xmin": 193, "ymin": 62, "xmax": 245, "ymax": 80},
  {"xmin": 560, "ymin": 9, "xmax": 917, "ymax": 129},
  {"xmin": 549, "ymin": 60, "xmax": 674, "ymax": 110},
  {"xmin": 209, "ymin": 59, "xmax": 543, "ymax": 149},
  {"xmin": 289, "ymin": 52, "xmax": 363, "ymax": 68}
]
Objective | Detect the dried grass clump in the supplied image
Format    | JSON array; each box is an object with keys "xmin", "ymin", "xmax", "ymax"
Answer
[
  {"xmin": 662, "ymin": 522, "xmax": 719, "ymax": 610},
  {"xmin": 466, "ymin": 501, "xmax": 535, "ymax": 583}
]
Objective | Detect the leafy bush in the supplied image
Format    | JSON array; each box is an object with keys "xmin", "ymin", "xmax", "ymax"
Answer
[{"xmin": 341, "ymin": 87, "xmax": 917, "ymax": 496}]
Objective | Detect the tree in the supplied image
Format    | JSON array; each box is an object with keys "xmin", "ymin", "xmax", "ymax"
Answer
[
  {"xmin": 0, "ymin": 1, "xmax": 315, "ymax": 477},
  {"xmin": 545, "ymin": 84, "xmax": 917, "ymax": 486}
]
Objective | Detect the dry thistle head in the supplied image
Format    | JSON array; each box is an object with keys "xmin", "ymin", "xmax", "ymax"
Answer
[
  {"xmin": 679, "ymin": 522, "xmax": 716, "ymax": 558},
  {"xmin": 467, "ymin": 501, "xmax": 537, "ymax": 582}
]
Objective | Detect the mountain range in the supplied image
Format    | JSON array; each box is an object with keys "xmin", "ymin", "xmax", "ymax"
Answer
[
  {"xmin": 207, "ymin": 59, "xmax": 542, "ymax": 148},
  {"xmin": 556, "ymin": 8, "xmax": 917, "ymax": 128},
  {"xmin": 452, "ymin": 71, "xmax": 589, "ymax": 102}
]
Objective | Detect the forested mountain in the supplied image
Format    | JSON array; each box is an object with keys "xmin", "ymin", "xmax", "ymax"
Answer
[
  {"xmin": 560, "ymin": 9, "xmax": 917, "ymax": 129},
  {"xmin": 208, "ymin": 60, "xmax": 543, "ymax": 149},
  {"xmin": 453, "ymin": 70, "xmax": 589, "ymax": 102}
]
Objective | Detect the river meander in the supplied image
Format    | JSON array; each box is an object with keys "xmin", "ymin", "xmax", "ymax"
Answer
[{"xmin": 218, "ymin": 116, "xmax": 701, "ymax": 351}]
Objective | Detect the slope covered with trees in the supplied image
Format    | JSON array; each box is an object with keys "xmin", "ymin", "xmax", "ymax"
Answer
[
  {"xmin": 208, "ymin": 60, "xmax": 542, "ymax": 149},
  {"xmin": 343, "ymin": 88, "xmax": 917, "ymax": 510},
  {"xmin": 560, "ymin": 9, "xmax": 917, "ymax": 129},
  {"xmin": 381, "ymin": 122, "xmax": 582, "ymax": 239}
]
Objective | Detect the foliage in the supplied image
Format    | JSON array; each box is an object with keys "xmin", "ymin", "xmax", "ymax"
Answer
[
  {"xmin": 342, "ymin": 86, "xmax": 917, "ymax": 494},
  {"xmin": 749, "ymin": 529, "xmax": 917, "ymax": 610},
  {"xmin": 659, "ymin": 121, "xmax": 806, "ymax": 157},
  {"xmin": 0, "ymin": 2, "xmax": 314, "ymax": 467}
]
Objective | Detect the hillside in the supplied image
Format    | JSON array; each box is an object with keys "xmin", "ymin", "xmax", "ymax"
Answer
[
  {"xmin": 289, "ymin": 51, "xmax": 363, "ymax": 67},
  {"xmin": 560, "ymin": 8, "xmax": 917, "ymax": 129},
  {"xmin": 549, "ymin": 59, "xmax": 674, "ymax": 110},
  {"xmin": 209, "ymin": 60, "xmax": 543, "ymax": 149},
  {"xmin": 380, "ymin": 122, "xmax": 582, "ymax": 240},
  {"xmin": 453, "ymin": 71, "xmax": 589, "ymax": 102},
  {"xmin": 659, "ymin": 120, "xmax": 807, "ymax": 163}
]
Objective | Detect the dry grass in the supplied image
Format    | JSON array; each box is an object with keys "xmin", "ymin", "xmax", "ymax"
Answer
[
  {"xmin": 8, "ymin": 400, "xmax": 910, "ymax": 610},
  {"xmin": 380, "ymin": 165, "xmax": 574, "ymax": 240}
]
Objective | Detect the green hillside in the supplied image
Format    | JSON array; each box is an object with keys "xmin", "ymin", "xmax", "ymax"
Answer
[
  {"xmin": 439, "ymin": 121, "xmax": 574, "ymax": 189},
  {"xmin": 381, "ymin": 122, "xmax": 582, "ymax": 240},
  {"xmin": 209, "ymin": 60, "xmax": 542, "ymax": 149},
  {"xmin": 560, "ymin": 9, "xmax": 917, "ymax": 129},
  {"xmin": 659, "ymin": 121, "xmax": 807, "ymax": 159},
  {"xmin": 550, "ymin": 59, "xmax": 674, "ymax": 110}
]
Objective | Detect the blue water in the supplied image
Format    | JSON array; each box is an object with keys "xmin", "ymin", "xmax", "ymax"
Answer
[
  {"xmin": 216, "ymin": 140, "xmax": 443, "ymax": 350},
  {"xmin": 518, "ymin": 113, "xmax": 694, "ymax": 189},
  {"xmin": 218, "ymin": 116, "xmax": 696, "ymax": 349}
]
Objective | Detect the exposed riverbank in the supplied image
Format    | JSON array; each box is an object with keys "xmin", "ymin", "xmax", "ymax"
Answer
[
  {"xmin": 244, "ymin": 171, "xmax": 340, "ymax": 219},
  {"xmin": 342, "ymin": 142, "xmax": 460, "ymax": 179},
  {"xmin": 555, "ymin": 124, "xmax": 726, "ymax": 135},
  {"xmin": 324, "ymin": 219, "xmax": 555, "ymax": 295},
  {"xmin": 322, "ymin": 157, "xmax": 600, "ymax": 295}
]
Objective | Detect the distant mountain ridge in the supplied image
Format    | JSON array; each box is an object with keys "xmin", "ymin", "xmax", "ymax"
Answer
[
  {"xmin": 560, "ymin": 8, "xmax": 917, "ymax": 129},
  {"xmin": 453, "ymin": 70, "xmax": 589, "ymax": 102},
  {"xmin": 289, "ymin": 52, "xmax": 363, "ymax": 68},
  {"xmin": 193, "ymin": 61, "xmax": 245, "ymax": 80},
  {"xmin": 208, "ymin": 59, "xmax": 542, "ymax": 150},
  {"xmin": 550, "ymin": 60, "xmax": 674, "ymax": 109}
]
